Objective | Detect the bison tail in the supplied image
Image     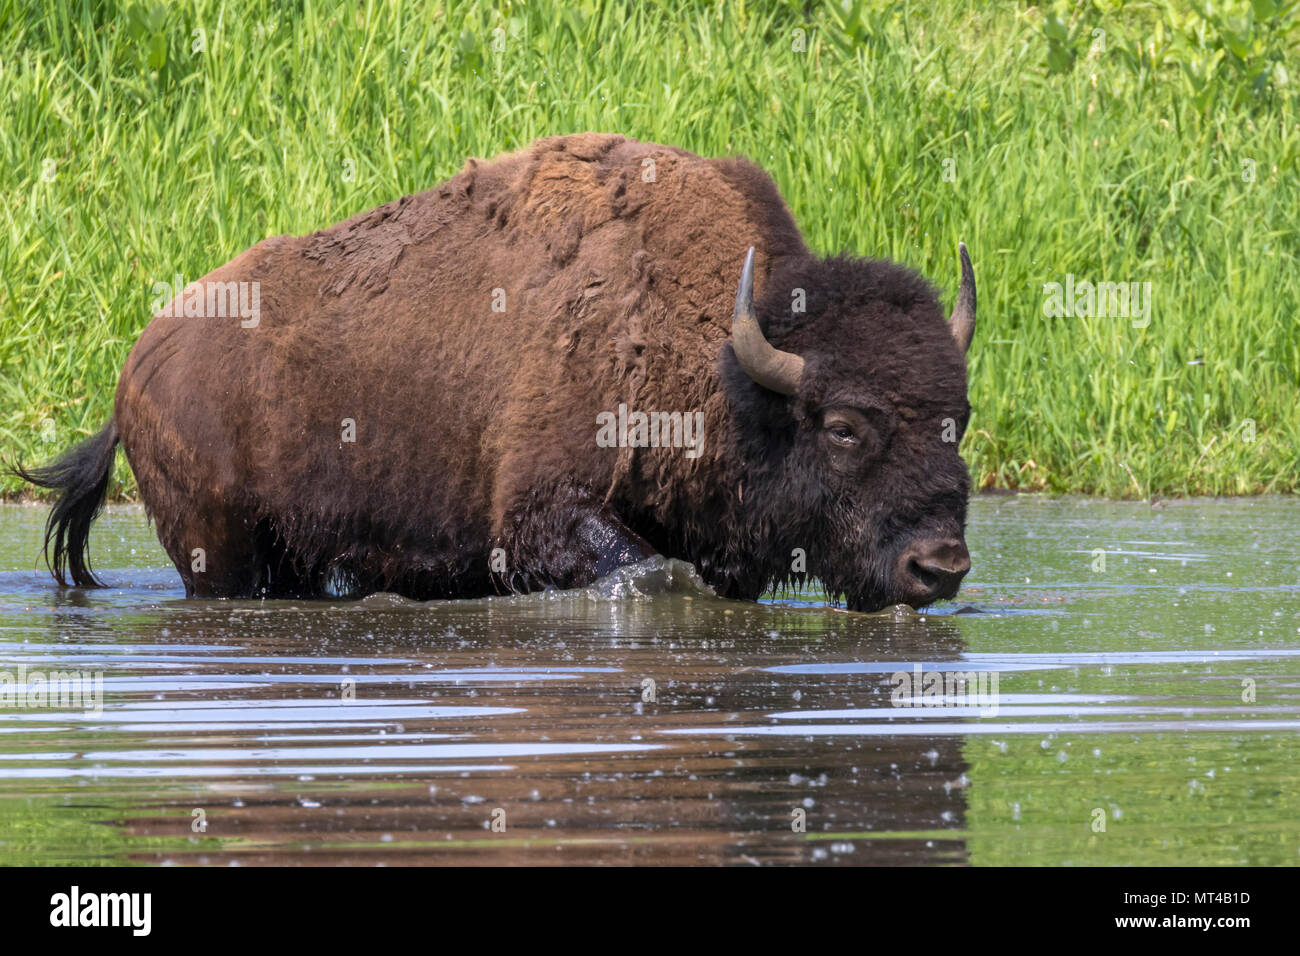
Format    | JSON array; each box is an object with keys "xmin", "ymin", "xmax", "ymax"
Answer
[{"xmin": 9, "ymin": 421, "xmax": 119, "ymax": 588}]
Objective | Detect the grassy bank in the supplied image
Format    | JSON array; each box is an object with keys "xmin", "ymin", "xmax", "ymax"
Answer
[{"xmin": 1, "ymin": 0, "xmax": 1297, "ymax": 498}]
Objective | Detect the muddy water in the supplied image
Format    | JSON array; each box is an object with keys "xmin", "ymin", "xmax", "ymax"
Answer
[{"xmin": 0, "ymin": 496, "xmax": 1297, "ymax": 865}]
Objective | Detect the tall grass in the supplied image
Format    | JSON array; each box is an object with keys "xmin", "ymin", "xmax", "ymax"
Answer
[{"xmin": 1, "ymin": 0, "xmax": 1297, "ymax": 498}]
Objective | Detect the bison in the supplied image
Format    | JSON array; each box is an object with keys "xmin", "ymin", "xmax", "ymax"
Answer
[{"xmin": 15, "ymin": 133, "xmax": 977, "ymax": 612}]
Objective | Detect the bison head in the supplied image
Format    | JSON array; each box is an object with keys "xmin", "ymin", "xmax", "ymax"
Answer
[{"xmin": 722, "ymin": 245, "xmax": 976, "ymax": 613}]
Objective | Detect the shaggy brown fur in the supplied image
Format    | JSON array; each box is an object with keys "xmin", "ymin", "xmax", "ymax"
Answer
[{"xmin": 15, "ymin": 133, "xmax": 977, "ymax": 611}]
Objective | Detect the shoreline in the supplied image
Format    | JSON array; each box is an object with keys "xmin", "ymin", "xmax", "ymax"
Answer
[{"xmin": 3, "ymin": 490, "xmax": 1297, "ymax": 508}]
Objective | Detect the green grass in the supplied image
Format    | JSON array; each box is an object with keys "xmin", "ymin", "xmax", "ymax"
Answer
[{"xmin": 1, "ymin": 0, "xmax": 1297, "ymax": 498}]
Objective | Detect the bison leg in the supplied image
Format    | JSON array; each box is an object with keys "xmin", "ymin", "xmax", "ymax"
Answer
[
  {"xmin": 499, "ymin": 483, "xmax": 655, "ymax": 592},
  {"xmin": 157, "ymin": 510, "xmax": 310, "ymax": 599}
]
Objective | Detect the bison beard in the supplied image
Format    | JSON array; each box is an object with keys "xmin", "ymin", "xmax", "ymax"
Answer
[{"xmin": 13, "ymin": 133, "xmax": 977, "ymax": 612}]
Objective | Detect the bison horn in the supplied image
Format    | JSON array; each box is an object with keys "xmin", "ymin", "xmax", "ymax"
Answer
[
  {"xmin": 949, "ymin": 242, "xmax": 976, "ymax": 353},
  {"xmin": 731, "ymin": 247, "xmax": 804, "ymax": 395}
]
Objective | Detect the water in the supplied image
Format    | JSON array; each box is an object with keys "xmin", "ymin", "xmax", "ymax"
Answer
[{"xmin": 0, "ymin": 496, "xmax": 1297, "ymax": 865}]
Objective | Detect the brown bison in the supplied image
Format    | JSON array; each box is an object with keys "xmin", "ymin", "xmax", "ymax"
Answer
[{"xmin": 15, "ymin": 133, "xmax": 977, "ymax": 612}]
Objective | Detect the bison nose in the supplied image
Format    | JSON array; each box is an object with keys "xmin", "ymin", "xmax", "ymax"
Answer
[{"xmin": 895, "ymin": 538, "xmax": 970, "ymax": 607}]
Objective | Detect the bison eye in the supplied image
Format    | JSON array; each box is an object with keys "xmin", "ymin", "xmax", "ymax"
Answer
[
  {"xmin": 825, "ymin": 421, "xmax": 861, "ymax": 448},
  {"xmin": 820, "ymin": 406, "xmax": 881, "ymax": 460}
]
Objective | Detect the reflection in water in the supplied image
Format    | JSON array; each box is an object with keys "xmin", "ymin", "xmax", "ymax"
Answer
[{"xmin": 0, "ymin": 497, "xmax": 1298, "ymax": 864}]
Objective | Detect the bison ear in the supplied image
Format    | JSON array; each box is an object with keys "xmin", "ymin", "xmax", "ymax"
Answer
[
  {"xmin": 731, "ymin": 247, "xmax": 805, "ymax": 395},
  {"xmin": 948, "ymin": 242, "xmax": 976, "ymax": 354}
]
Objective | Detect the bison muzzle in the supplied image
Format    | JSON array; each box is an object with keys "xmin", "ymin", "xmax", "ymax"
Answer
[{"xmin": 14, "ymin": 133, "xmax": 978, "ymax": 613}]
